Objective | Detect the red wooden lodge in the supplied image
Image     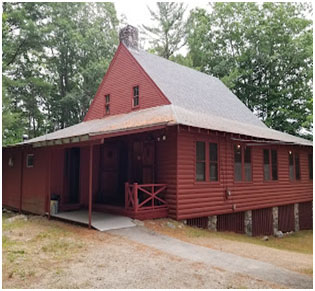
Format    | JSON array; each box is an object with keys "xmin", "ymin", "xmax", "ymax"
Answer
[{"xmin": 3, "ymin": 25, "xmax": 313, "ymax": 235}]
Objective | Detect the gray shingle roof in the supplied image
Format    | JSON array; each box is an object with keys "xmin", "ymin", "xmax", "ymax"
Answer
[
  {"xmin": 17, "ymin": 45, "xmax": 312, "ymax": 147},
  {"xmin": 128, "ymin": 47, "xmax": 266, "ymax": 128}
]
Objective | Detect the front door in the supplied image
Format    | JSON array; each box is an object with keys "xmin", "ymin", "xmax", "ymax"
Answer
[{"xmin": 131, "ymin": 140, "xmax": 155, "ymax": 184}]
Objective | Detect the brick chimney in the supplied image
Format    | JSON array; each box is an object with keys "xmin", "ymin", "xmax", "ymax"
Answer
[{"xmin": 119, "ymin": 25, "xmax": 139, "ymax": 50}]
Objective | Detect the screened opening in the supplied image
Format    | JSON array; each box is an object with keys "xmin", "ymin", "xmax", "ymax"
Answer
[
  {"xmin": 263, "ymin": 149, "xmax": 270, "ymax": 180},
  {"xmin": 234, "ymin": 144, "xmax": 242, "ymax": 181},
  {"xmin": 26, "ymin": 154, "xmax": 34, "ymax": 168},
  {"xmin": 244, "ymin": 147, "xmax": 252, "ymax": 181},
  {"xmin": 133, "ymin": 86, "xmax": 139, "ymax": 107},
  {"xmin": 196, "ymin": 141, "xmax": 205, "ymax": 181},
  {"xmin": 209, "ymin": 143, "xmax": 218, "ymax": 181},
  {"xmin": 309, "ymin": 153, "xmax": 313, "ymax": 180},
  {"xmin": 271, "ymin": 150, "xmax": 278, "ymax": 180}
]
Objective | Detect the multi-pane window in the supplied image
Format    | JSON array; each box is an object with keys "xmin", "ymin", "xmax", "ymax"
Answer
[
  {"xmin": 244, "ymin": 147, "xmax": 252, "ymax": 181},
  {"xmin": 105, "ymin": 94, "xmax": 110, "ymax": 115},
  {"xmin": 133, "ymin": 86, "xmax": 139, "ymax": 107},
  {"xmin": 289, "ymin": 151, "xmax": 301, "ymax": 181},
  {"xmin": 234, "ymin": 145, "xmax": 242, "ymax": 181},
  {"xmin": 209, "ymin": 143, "xmax": 218, "ymax": 181},
  {"xmin": 234, "ymin": 144, "xmax": 252, "ymax": 181},
  {"xmin": 196, "ymin": 141, "xmax": 205, "ymax": 181},
  {"xmin": 308, "ymin": 153, "xmax": 313, "ymax": 180},
  {"xmin": 263, "ymin": 149, "xmax": 278, "ymax": 181},
  {"xmin": 26, "ymin": 154, "xmax": 34, "ymax": 168}
]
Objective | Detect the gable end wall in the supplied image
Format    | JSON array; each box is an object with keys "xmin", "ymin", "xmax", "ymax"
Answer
[{"xmin": 84, "ymin": 44, "xmax": 170, "ymax": 121}]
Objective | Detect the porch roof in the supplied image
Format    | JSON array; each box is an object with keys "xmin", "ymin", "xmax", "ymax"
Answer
[{"xmin": 14, "ymin": 104, "xmax": 312, "ymax": 148}]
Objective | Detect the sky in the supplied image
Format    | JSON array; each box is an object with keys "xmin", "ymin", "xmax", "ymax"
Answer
[{"xmin": 115, "ymin": 1, "xmax": 210, "ymax": 53}]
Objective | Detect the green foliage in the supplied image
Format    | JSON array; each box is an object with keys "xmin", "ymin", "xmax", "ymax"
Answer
[
  {"xmin": 142, "ymin": 2, "xmax": 187, "ymax": 59},
  {"xmin": 2, "ymin": 2, "xmax": 119, "ymax": 144},
  {"xmin": 187, "ymin": 3, "xmax": 313, "ymax": 138}
]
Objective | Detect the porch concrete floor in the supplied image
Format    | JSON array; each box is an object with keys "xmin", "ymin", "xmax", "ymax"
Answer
[{"xmin": 51, "ymin": 210, "xmax": 136, "ymax": 231}]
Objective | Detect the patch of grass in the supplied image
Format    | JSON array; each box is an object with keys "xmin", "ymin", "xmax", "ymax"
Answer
[
  {"xmin": 300, "ymin": 268, "xmax": 313, "ymax": 275},
  {"xmin": 3, "ymin": 235, "xmax": 16, "ymax": 248},
  {"xmin": 3, "ymin": 217, "xmax": 28, "ymax": 232},
  {"xmin": 207, "ymin": 229, "xmax": 313, "ymax": 254},
  {"xmin": 152, "ymin": 219, "xmax": 313, "ymax": 254}
]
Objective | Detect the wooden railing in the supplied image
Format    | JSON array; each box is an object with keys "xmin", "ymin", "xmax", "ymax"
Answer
[{"xmin": 125, "ymin": 182, "xmax": 167, "ymax": 213}]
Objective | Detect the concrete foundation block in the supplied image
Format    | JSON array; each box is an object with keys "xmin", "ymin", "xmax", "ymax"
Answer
[
  {"xmin": 244, "ymin": 210, "xmax": 252, "ymax": 236},
  {"xmin": 294, "ymin": 203, "xmax": 299, "ymax": 232},
  {"xmin": 208, "ymin": 215, "xmax": 217, "ymax": 231},
  {"xmin": 272, "ymin": 206, "xmax": 278, "ymax": 235}
]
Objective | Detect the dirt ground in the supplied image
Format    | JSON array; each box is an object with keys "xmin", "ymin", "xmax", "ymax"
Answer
[
  {"xmin": 2, "ymin": 212, "xmax": 286, "ymax": 289},
  {"xmin": 143, "ymin": 219, "xmax": 313, "ymax": 276}
]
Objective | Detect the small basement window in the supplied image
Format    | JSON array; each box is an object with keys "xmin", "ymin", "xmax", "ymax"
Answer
[
  {"xmin": 133, "ymin": 86, "xmax": 139, "ymax": 107},
  {"xmin": 26, "ymin": 154, "xmax": 34, "ymax": 168},
  {"xmin": 105, "ymin": 94, "xmax": 110, "ymax": 115},
  {"xmin": 196, "ymin": 141, "xmax": 205, "ymax": 181}
]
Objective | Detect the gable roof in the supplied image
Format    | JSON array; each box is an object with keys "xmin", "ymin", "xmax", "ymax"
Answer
[
  {"xmin": 127, "ymin": 46, "xmax": 266, "ymax": 128},
  {"xmin": 15, "ymin": 44, "xmax": 312, "ymax": 148}
]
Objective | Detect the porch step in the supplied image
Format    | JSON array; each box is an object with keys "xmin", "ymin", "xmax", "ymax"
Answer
[{"xmin": 51, "ymin": 210, "xmax": 136, "ymax": 231}]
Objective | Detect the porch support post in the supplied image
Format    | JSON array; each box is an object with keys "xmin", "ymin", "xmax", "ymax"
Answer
[
  {"xmin": 19, "ymin": 150, "xmax": 24, "ymax": 213},
  {"xmin": 88, "ymin": 144, "xmax": 93, "ymax": 229},
  {"xmin": 133, "ymin": 183, "xmax": 138, "ymax": 212},
  {"xmin": 47, "ymin": 149, "xmax": 52, "ymax": 219}
]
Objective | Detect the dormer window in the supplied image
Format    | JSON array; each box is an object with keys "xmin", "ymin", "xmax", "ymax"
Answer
[
  {"xmin": 133, "ymin": 86, "xmax": 139, "ymax": 108},
  {"xmin": 105, "ymin": 94, "xmax": 110, "ymax": 115}
]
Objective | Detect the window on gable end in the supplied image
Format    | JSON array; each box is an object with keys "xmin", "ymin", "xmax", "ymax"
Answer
[
  {"xmin": 133, "ymin": 86, "xmax": 139, "ymax": 107},
  {"xmin": 105, "ymin": 94, "xmax": 110, "ymax": 115}
]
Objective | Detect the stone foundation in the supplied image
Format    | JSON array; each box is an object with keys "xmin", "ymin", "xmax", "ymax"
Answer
[
  {"xmin": 272, "ymin": 206, "xmax": 278, "ymax": 234},
  {"xmin": 244, "ymin": 210, "xmax": 252, "ymax": 236},
  {"xmin": 208, "ymin": 215, "xmax": 217, "ymax": 231},
  {"xmin": 294, "ymin": 203, "xmax": 299, "ymax": 232}
]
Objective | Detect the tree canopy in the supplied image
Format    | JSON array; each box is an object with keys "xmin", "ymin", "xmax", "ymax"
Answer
[
  {"xmin": 187, "ymin": 2, "xmax": 313, "ymax": 138},
  {"xmin": 2, "ymin": 2, "xmax": 118, "ymax": 145},
  {"xmin": 2, "ymin": 2, "xmax": 313, "ymax": 145}
]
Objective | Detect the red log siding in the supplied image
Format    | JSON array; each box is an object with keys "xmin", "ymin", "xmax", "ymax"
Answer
[
  {"xmin": 3, "ymin": 148, "xmax": 22, "ymax": 210},
  {"xmin": 252, "ymin": 207, "xmax": 273, "ymax": 236},
  {"xmin": 176, "ymin": 128, "xmax": 313, "ymax": 220},
  {"xmin": 299, "ymin": 201, "xmax": 313, "ymax": 230},
  {"xmin": 21, "ymin": 148, "xmax": 48, "ymax": 214},
  {"xmin": 278, "ymin": 204, "xmax": 295, "ymax": 232},
  {"xmin": 84, "ymin": 44, "xmax": 170, "ymax": 121},
  {"xmin": 217, "ymin": 212, "xmax": 245, "ymax": 233},
  {"xmin": 155, "ymin": 127, "xmax": 177, "ymax": 219}
]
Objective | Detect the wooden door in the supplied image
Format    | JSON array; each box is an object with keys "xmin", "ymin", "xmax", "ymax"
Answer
[
  {"xmin": 130, "ymin": 140, "xmax": 155, "ymax": 184},
  {"xmin": 99, "ymin": 145, "xmax": 119, "ymax": 203},
  {"xmin": 142, "ymin": 141, "xmax": 155, "ymax": 184}
]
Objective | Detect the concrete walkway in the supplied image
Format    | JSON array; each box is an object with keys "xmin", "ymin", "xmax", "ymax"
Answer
[
  {"xmin": 52, "ymin": 210, "xmax": 135, "ymax": 231},
  {"xmin": 110, "ymin": 226, "xmax": 313, "ymax": 289}
]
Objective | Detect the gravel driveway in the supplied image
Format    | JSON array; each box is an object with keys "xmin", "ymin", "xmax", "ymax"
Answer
[{"xmin": 110, "ymin": 226, "xmax": 313, "ymax": 289}]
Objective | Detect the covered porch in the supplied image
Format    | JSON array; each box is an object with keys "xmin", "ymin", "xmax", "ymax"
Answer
[{"xmin": 47, "ymin": 127, "xmax": 172, "ymax": 228}]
